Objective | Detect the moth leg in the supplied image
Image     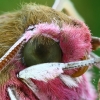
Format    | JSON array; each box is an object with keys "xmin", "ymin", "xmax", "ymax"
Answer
[
  {"xmin": 59, "ymin": 74, "xmax": 79, "ymax": 88},
  {"xmin": 91, "ymin": 36, "xmax": 100, "ymax": 50},
  {"xmin": 52, "ymin": 0, "xmax": 84, "ymax": 21},
  {"xmin": 20, "ymin": 79, "xmax": 50, "ymax": 100},
  {"xmin": 53, "ymin": 1, "xmax": 100, "ymax": 51},
  {"xmin": 7, "ymin": 87, "xmax": 18, "ymax": 100}
]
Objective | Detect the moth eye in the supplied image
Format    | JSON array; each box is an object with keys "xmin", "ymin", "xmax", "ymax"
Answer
[{"xmin": 22, "ymin": 35, "xmax": 62, "ymax": 67}]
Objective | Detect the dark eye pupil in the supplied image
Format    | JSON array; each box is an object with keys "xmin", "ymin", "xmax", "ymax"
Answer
[
  {"xmin": 35, "ymin": 43, "xmax": 49, "ymax": 58},
  {"xmin": 22, "ymin": 36, "xmax": 62, "ymax": 67}
]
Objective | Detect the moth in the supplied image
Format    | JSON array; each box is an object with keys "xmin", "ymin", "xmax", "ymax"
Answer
[{"xmin": 0, "ymin": 1, "xmax": 100, "ymax": 100}]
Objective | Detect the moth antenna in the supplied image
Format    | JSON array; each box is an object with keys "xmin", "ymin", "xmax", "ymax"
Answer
[
  {"xmin": 0, "ymin": 26, "xmax": 35, "ymax": 71},
  {"xmin": 0, "ymin": 37, "xmax": 25, "ymax": 70}
]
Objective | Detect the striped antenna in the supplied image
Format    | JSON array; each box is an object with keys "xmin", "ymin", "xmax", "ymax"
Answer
[{"xmin": 0, "ymin": 25, "xmax": 35, "ymax": 71}]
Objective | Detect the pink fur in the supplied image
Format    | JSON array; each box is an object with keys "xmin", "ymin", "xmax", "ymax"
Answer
[
  {"xmin": 0, "ymin": 21, "xmax": 97, "ymax": 100},
  {"xmin": 31, "ymin": 73, "xmax": 97, "ymax": 100},
  {"xmin": 33, "ymin": 22, "xmax": 60, "ymax": 42},
  {"xmin": 60, "ymin": 21, "xmax": 92, "ymax": 62},
  {"xmin": 60, "ymin": 21, "xmax": 92, "ymax": 75},
  {"xmin": 30, "ymin": 21, "xmax": 92, "ymax": 63},
  {"xmin": 0, "ymin": 62, "xmax": 37, "ymax": 100},
  {"xmin": 1, "ymin": 61, "xmax": 97, "ymax": 100}
]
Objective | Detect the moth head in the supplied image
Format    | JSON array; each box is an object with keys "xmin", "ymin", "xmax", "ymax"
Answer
[{"xmin": 20, "ymin": 22, "xmax": 92, "ymax": 77}]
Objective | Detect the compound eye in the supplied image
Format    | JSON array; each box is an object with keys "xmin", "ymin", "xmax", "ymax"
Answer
[{"xmin": 22, "ymin": 35, "xmax": 62, "ymax": 67}]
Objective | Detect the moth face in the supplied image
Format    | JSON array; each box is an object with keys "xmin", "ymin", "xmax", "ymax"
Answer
[
  {"xmin": 0, "ymin": 3, "xmax": 99, "ymax": 100},
  {"xmin": 0, "ymin": 20, "xmax": 100, "ymax": 100}
]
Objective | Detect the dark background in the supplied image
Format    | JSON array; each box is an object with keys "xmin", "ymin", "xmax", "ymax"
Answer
[{"xmin": 0, "ymin": 0, "xmax": 100, "ymax": 93}]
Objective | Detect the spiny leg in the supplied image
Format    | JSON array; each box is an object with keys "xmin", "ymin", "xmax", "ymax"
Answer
[{"xmin": 7, "ymin": 87, "xmax": 18, "ymax": 100}]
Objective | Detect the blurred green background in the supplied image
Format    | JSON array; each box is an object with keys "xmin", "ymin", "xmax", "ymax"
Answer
[{"xmin": 0, "ymin": 0, "xmax": 100, "ymax": 92}]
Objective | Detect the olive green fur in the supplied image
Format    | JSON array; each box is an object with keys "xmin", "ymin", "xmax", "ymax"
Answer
[{"xmin": 0, "ymin": 3, "xmax": 77, "ymax": 58}]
